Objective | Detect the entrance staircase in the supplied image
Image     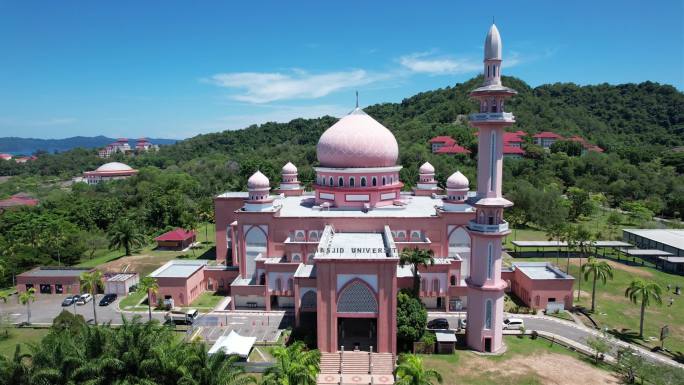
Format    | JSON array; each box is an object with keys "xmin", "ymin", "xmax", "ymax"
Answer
[{"xmin": 317, "ymin": 351, "xmax": 395, "ymax": 385}]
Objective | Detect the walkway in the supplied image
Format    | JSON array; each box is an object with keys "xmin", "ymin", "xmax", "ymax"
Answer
[{"xmin": 318, "ymin": 351, "xmax": 394, "ymax": 385}]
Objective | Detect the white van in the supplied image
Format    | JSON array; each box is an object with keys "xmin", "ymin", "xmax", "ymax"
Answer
[
  {"xmin": 165, "ymin": 308, "xmax": 199, "ymax": 325},
  {"xmin": 503, "ymin": 317, "xmax": 525, "ymax": 330}
]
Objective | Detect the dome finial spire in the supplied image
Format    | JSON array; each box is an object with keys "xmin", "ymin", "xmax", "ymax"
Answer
[{"xmin": 355, "ymin": 90, "xmax": 359, "ymax": 108}]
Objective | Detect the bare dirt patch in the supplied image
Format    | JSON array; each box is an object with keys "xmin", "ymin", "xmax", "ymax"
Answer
[
  {"xmin": 479, "ymin": 353, "xmax": 619, "ymax": 385},
  {"xmin": 99, "ymin": 254, "xmax": 169, "ymax": 275}
]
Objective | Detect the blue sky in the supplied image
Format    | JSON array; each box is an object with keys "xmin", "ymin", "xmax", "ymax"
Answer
[{"xmin": 0, "ymin": 0, "xmax": 682, "ymax": 139}]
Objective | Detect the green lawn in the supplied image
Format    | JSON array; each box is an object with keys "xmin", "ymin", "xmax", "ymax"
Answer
[
  {"xmin": 0, "ymin": 328, "xmax": 49, "ymax": 358},
  {"xmin": 77, "ymin": 222, "xmax": 217, "ymax": 270},
  {"xmin": 188, "ymin": 291, "xmax": 224, "ymax": 310},
  {"xmin": 420, "ymin": 336, "xmax": 614, "ymax": 385},
  {"xmin": 519, "ymin": 256, "xmax": 684, "ymax": 356},
  {"xmin": 119, "ymin": 290, "xmax": 146, "ymax": 309}
]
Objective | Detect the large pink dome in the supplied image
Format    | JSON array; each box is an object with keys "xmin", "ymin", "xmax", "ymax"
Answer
[{"xmin": 316, "ymin": 108, "xmax": 399, "ymax": 168}]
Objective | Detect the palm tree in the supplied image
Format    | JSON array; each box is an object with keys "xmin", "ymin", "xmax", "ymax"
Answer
[
  {"xmin": 178, "ymin": 344, "xmax": 257, "ymax": 385},
  {"xmin": 573, "ymin": 225, "xmax": 593, "ymax": 301},
  {"xmin": 625, "ymin": 279, "xmax": 663, "ymax": 338},
  {"xmin": 108, "ymin": 219, "xmax": 146, "ymax": 256},
  {"xmin": 262, "ymin": 341, "xmax": 320, "ymax": 385},
  {"xmin": 400, "ymin": 248, "xmax": 435, "ymax": 294},
  {"xmin": 79, "ymin": 271, "xmax": 103, "ymax": 325},
  {"xmin": 395, "ymin": 354, "xmax": 443, "ymax": 385},
  {"xmin": 137, "ymin": 277, "xmax": 159, "ymax": 321},
  {"xmin": 545, "ymin": 223, "xmax": 567, "ymax": 268},
  {"xmin": 581, "ymin": 257, "xmax": 613, "ymax": 312},
  {"xmin": 18, "ymin": 288, "xmax": 36, "ymax": 324}
]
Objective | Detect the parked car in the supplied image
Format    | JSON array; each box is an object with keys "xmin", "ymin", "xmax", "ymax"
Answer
[
  {"xmin": 427, "ymin": 318, "xmax": 450, "ymax": 330},
  {"xmin": 76, "ymin": 293, "xmax": 93, "ymax": 305},
  {"xmin": 164, "ymin": 308, "xmax": 199, "ymax": 325},
  {"xmin": 61, "ymin": 295, "xmax": 79, "ymax": 307},
  {"xmin": 99, "ymin": 293, "xmax": 118, "ymax": 306},
  {"xmin": 503, "ymin": 317, "xmax": 525, "ymax": 330}
]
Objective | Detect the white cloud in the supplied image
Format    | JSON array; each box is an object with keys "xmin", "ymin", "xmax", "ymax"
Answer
[
  {"xmin": 207, "ymin": 70, "xmax": 380, "ymax": 104},
  {"xmin": 0, "ymin": 117, "xmax": 77, "ymax": 128},
  {"xmin": 399, "ymin": 52, "xmax": 481, "ymax": 75}
]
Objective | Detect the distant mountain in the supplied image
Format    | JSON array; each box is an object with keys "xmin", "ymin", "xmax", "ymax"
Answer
[{"xmin": 0, "ymin": 136, "xmax": 178, "ymax": 155}]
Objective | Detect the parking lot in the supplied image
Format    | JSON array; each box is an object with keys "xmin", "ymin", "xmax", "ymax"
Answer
[
  {"xmin": 190, "ymin": 312, "xmax": 292, "ymax": 344},
  {"xmin": 0, "ymin": 293, "xmax": 164, "ymax": 325}
]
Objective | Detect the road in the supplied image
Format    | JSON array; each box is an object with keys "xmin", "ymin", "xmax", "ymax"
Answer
[{"xmin": 428, "ymin": 312, "xmax": 684, "ymax": 369}]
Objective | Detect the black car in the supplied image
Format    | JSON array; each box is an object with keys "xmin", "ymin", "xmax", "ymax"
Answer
[
  {"xmin": 61, "ymin": 295, "xmax": 78, "ymax": 307},
  {"xmin": 427, "ymin": 318, "xmax": 450, "ymax": 330},
  {"xmin": 99, "ymin": 293, "xmax": 118, "ymax": 306}
]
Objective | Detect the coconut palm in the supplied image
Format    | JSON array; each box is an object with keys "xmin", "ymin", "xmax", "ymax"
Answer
[
  {"xmin": 573, "ymin": 225, "xmax": 593, "ymax": 301},
  {"xmin": 137, "ymin": 277, "xmax": 159, "ymax": 321},
  {"xmin": 545, "ymin": 223, "xmax": 567, "ymax": 268},
  {"xmin": 400, "ymin": 248, "xmax": 435, "ymax": 294},
  {"xmin": 395, "ymin": 354, "xmax": 443, "ymax": 385},
  {"xmin": 625, "ymin": 279, "xmax": 663, "ymax": 338},
  {"xmin": 79, "ymin": 271, "xmax": 103, "ymax": 325},
  {"xmin": 0, "ymin": 345, "xmax": 33, "ymax": 385},
  {"xmin": 177, "ymin": 343, "xmax": 257, "ymax": 385},
  {"xmin": 108, "ymin": 219, "xmax": 146, "ymax": 256},
  {"xmin": 18, "ymin": 288, "xmax": 36, "ymax": 324},
  {"xmin": 262, "ymin": 341, "xmax": 320, "ymax": 385},
  {"xmin": 581, "ymin": 257, "xmax": 614, "ymax": 312}
]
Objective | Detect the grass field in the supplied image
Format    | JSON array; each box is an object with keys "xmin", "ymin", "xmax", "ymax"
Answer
[
  {"xmin": 189, "ymin": 291, "xmax": 224, "ymax": 310},
  {"xmin": 516, "ymin": 256, "xmax": 684, "ymax": 356},
  {"xmin": 420, "ymin": 336, "xmax": 616, "ymax": 385},
  {"xmin": 0, "ymin": 328, "xmax": 50, "ymax": 358},
  {"xmin": 77, "ymin": 223, "xmax": 216, "ymax": 271}
]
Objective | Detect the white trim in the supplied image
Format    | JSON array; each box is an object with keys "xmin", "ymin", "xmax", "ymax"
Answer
[
  {"xmin": 381, "ymin": 192, "xmax": 397, "ymax": 200},
  {"xmin": 315, "ymin": 166, "xmax": 403, "ymax": 173},
  {"xmin": 346, "ymin": 194, "xmax": 370, "ymax": 202},
  {"xmin": 319, "ymin": 192, "xmax": 335, "ymax": 200}
]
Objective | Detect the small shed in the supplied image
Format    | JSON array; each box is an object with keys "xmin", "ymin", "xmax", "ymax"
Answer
[
  {"xmin": 104, "ymin": 272, "xmax": 139, "ymax": 296},
  {"xmin": 435, "ymin": 331, "xmax": 457, "ymax": 354},
  {"xmin": 208, "ymin": 330, "xmax": 256, "ymax": 360},
  {"xmin": 155, "ymin": 228, "xmax": 196, "ymax": 250}
]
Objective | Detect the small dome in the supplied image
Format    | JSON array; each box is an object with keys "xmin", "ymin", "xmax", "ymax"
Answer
[
  {"xmin": 316, "ymin": 108, "xmax": 399, "ymax": 168},
  {"xmin": 282, "ymin": 162, "xmax": 297, "ymax": 174},
  {"xmin": 96, "ymin": 162, "xmax": 133, "ymax": 172},
  {"xmin": 419, "ymin": 162, "xmax": 435, "ymax": 174},
  {"xmin": 247, "ymin": 171, "xmax": 270, "ymax": 189},
  {"xmin": 484, "ymin": 24, "xmax": 502, "ymax": 60},
  {"xmin": 446, "ymin": 171, "xmax": 469, "ymax": 190}
]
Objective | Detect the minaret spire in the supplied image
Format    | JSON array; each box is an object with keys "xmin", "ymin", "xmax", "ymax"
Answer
[
  {"xmin": 355, "ymin": 90, "xmax": 359, "ymax": 108},
  {"xmin": 465, "ymin": 23, "xmax": 517, "ymax": 355}
]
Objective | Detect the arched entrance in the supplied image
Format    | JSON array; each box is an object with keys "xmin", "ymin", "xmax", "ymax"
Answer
[{"xmin": 336, "ymin": 280, "xmax": 378, "ymax": 351}]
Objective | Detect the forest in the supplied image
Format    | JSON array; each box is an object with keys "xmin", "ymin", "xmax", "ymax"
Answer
[{"xmin": 0, "ymin": 76, "xmax": 682, "ymax": 286}]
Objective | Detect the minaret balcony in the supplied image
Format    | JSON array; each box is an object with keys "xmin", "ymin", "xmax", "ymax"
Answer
[
  {"xmin": 468, "ymin": 220, "xmax": 509, "ymax": 233},
  {"xmin": 469, "ymin": 112, "xmax": 515, "ymax": 123}
]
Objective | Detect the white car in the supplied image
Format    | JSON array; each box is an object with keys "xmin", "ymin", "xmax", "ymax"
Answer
[
  {"xmin": 76, "ymin": 293, "xmax": 93, "ymax": 305},
  {"xmin": 165, "ymin": 308, "xmax": 199, "ymax": 325},
  {"xmin": 503, "ymin": 317, "xmax": 524, "ymax": 330}
]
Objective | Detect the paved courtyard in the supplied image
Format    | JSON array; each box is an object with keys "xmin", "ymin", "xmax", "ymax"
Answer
[{"xmin": 189, "ymin": 312, "xmax": 292, "ymax": 344}]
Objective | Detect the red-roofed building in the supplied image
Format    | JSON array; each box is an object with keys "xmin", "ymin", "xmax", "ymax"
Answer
[
  {"xmin": 155, "ymin": 228, "xmax": 197, "ymax": 250},
  {"xmin": 435, "ymin": 144, "xmax": 471, "ymax": 154},
  {"xmin": 503, "ymin": 145, "xmax": 526, "ymax": 159},
  {"xmin": 533, "ymin": 132, "xmax": 564, "ymax": 149},
  {"xmin": 429, "ymin": 136, "xmax": 458, "ymax": 153},
  {"xmin": 0, "ymin": 154, "xmax": 13, "ymax": 161},
  {"xmin": 14, "ymin": 156, "xmax": 37, "ymax": 164},
  {"xmin": 0, "ymin": 194, "xmax": 39, "ymax": 212}
]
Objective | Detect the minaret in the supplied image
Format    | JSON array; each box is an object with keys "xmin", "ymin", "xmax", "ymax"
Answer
[
  {"xmin": 276, "ymin": 162, "xmax": 304, "ymax": 196},
  {"xmin": 465, "ymin": 23, "xmax": 517, "ymax": 354},
  {"xmin": 245, "ymin": 170, "xmax": 274, "ymax": 212},
  {"xmin": 413, "ymin": 162, "xmax": 440, "ymax": 196}
]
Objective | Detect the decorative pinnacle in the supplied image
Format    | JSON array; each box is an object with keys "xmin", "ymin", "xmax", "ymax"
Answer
[{"xmin": 355, "ymin": 90, "xmax": 359, "ymax": 108}]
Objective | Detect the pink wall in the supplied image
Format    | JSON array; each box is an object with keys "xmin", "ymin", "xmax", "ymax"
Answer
[{"xmin": 214, "ymin": 197, "xmax": 246, "ymax": 263}]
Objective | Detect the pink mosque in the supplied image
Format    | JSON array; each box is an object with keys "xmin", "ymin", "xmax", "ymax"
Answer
[
  {"xmin": 212, "ymin": 23, "xmax": 513, "ymax": 355},
  {"xmin": 138, "ymin": 24, "xmax": 572, "ymax": 363}
]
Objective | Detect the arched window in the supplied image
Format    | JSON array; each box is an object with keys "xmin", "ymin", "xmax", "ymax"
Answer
[
  {"xmin": 490, "ymin": 131, "xmax": 497, "ymax": 191},
  {"xmin": 361, "ymin": 177, "xmax": 367, "ymax": 187},
  {"xmin": 372, "ymin": 177, "xmax": 377, "ymax": 186},
  {"xmin": 338, "ymin": 177, "xmax": 344, "ymax": 187},
  {"xmin": 349, "ymin": 177, "xmax": 355, "ymax": 187},
  {"xmin": 292, "ymin": 253, "xmax": 301, "ymax": 262},
  {"xmin": 301, "ymin": 290, "xmax": 317, "ymax": 309},
  {"xmin": 420, "ymin": 279, "xmax": 426, "ymax": 292},
  {"xmin": 337, "ymin": 280, "xmax": 378, "ymax": 313},
  {"xmin": 432, "ymin": 279, "xmax": 440, "ymax": 293},
  {"xmin": 450, "ymin": 275, "xmax": 457, "ymax": 286},
  {"xmin": 487, "ymin": 242, "xmax": 493, "ymax": 280},
  {"xmin": 382, "ymin": 176, "xmax": 386, "ymax": 185},
  {"xmin": 329, "ymin": 177, "xmax": 334, "ymax": 186},
  {"xmin": 485, "ymin": 299, "xmax": 492, "ymax": 329},
  {"xmin": 287, "ymin": 278, "xmax": 294, "ymax": 292},
  {"xmin": 275, "ymin": 278, "xmax": 282, "ymax": 292}
]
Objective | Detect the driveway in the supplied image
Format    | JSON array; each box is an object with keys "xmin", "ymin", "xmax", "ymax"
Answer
[{"xmin": 188, "ymin": 311, "xmax": 292, "ymax": 344}]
